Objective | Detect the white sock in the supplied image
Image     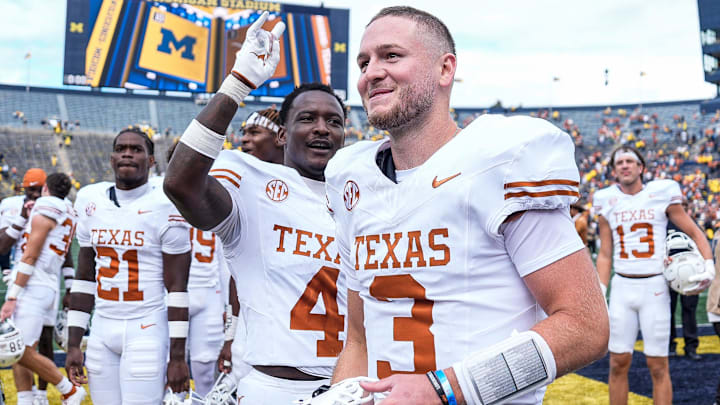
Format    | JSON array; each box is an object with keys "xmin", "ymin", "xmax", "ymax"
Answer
[
  {"xmin": 191, "ymin": 360, "xmax": 217, "ymax": 398},
  {"xmin": 17, "ymin": 391, "xmax": 34, "ymax": 405},
  {"xmin": 35, "ymin": 389, "xmax": 47, "ymax": 398},
  {"xmin": 56, "ymin": 377, "xmax": 73, "ymax": 395}
]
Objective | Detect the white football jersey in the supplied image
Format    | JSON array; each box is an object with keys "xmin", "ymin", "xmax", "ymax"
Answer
[
  {"xmin": 74, "ymin": 182, "xmax": 191, "ymax": 319},
  {"xmin": 326, "ymin": 115, "xmax": 580, "ymax": 387},
  {"xmin": 593, "ymin": 180, "xmax": 682, "ymax": 275},
  {"xmin": 210, "ymin": 151, "xmax": 346, "ymax": 369},
  {"xmin": 0, "ymin": 195, "xmax": 28, "ymax": 262},
  {"xmin": 23, "ymin": 196, "xmax": 77, "ymax": 292},
  {"xmin": 188, "ymin": 228, "xmax": 222, "ymax": 289}
]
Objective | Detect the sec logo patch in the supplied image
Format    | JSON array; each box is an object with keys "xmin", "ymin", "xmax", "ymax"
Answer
[
  {"xmin": 85, "ymin": 202, "xmax": 96, "ymax": 216},
  {"xmin": 344, "ymin": 180, "xmax": 360, "ymax": 211},
  {"xmin": 266, "ymin": 179, "xmax": 289, "ymax": 202}
]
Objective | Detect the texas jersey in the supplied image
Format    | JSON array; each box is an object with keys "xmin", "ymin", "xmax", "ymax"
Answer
[
  {"xmin": 23, "ymin": 196, "xmax": 77, "ymax": 292},
  {"xmin": 593, "ymin": 180, "xmax": 682, "ymax": 275},
  {"xmin": 326, "ymin": 114, "xmax": 581, "ymax": 384},
  {"xmin": 0, "ymin": 195, "xmax": 28, "ymax": 263},
  {"xmin": 188, "ymin": 228, "xmax": 222, "ymax": 289},
  {"xmin": 74, "ymin": 182, "xmax": 191, "ymax": 319},
  {"xmin": 210, "ymin": 151, "xmax": 346, "ymax": 370}
]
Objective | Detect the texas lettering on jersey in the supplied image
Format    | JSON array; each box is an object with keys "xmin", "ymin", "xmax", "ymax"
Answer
[
  {"xmin": 89, "ymin": 229, "xmax": 145, "ymax": 247},
  {"xmin": 352, "ymin": 228, "xmax": 450, "ymax": 271}
]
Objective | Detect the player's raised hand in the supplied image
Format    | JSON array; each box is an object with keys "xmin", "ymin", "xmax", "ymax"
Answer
[
  {"xmin": 65, "ymin": 347, "xmax": 87, "ymax": 385},
  {"xmin": 231, "ymin": 11, "xmax": 286, "ymax": 89},
  {"xmin": 166, "ymin": 358, "xmax": 190, "ymax": 394}
]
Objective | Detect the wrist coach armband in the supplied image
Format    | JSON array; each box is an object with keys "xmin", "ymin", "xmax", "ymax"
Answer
[
  {"xmin": 452, "ymin": 330, "xmax": 556, "ymax": 405},
  {"xmin": 224, "ymin": 315, "xmax": 238, "ymax": 341}
]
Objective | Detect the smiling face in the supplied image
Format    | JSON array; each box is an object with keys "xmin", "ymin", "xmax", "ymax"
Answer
[
  {"xmin": 241, "ymin": 124, "xmax": 283, "ymax": 164},
  {"xmin": 356, "ymin": 16, "xmax": 439, "ymax": 131},
  {"xmin": 281, "ymin": 90, "xmax": 345, "ymax": 181},
  {"xmin": 110, "ymin": 132, "xmax": 155, "ymax": 190}
]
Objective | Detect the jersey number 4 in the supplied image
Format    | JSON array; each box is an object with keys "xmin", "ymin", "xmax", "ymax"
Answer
[
  {"xmin": 616, "ymin": 222, "xmax": 654, "ymax": 258},
  {"xmin": 290, "ymin": 266, "xmax": 345, "ymax": 357},
  {"xmin": 96, "ymin": 247, "xmax": 143, "ymax": 301}
]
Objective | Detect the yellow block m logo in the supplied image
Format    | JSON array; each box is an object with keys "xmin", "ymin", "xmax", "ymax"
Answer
[
  {"xmin": 157, "ymin": 28, "xmax": 196, "ymax": 61},
  {"xmin": 70, "ymin": 22, "xmax": 84, "ymax": 33}
]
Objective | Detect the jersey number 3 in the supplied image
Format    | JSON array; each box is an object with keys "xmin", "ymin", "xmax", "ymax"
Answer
[
  {"xmin": 370, "ymin": 274, "xmax": 436, "ymax": 378},
  {"xmin": 290, "ymin": 266, "xmax": 344, "ymax": 357}
]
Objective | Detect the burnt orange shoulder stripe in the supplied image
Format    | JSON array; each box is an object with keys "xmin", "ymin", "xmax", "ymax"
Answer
[
  {"xmin": 212, "ymin": 174, "xmax": 240, "ymax": 188},
  {"xmin": 504, "ymin": 179, "xmax": 579, "ymax": 189},
  {"xmin": 210, "ymin": 168, "xmax": 242, "ymax": 181},
  {"xmin": 504, "ymin": 189, "xmax": 580, "ymax": 199}
]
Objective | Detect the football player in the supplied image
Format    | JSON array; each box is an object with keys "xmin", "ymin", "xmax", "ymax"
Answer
[
  {"xmin": 0, "ymin": 173, "xmax": 85, "ymax": 405},
  {"xmin": 65, "ymin": 128, "xmax": 192, "ymax": 404},
  {"xmin": 239, "ymin": 107, "xmax": 284, "ymax": 165},
  {"xmin": 0, "ymin": 168, "xmax": 46, "ymax": 256},
  {"xmin": 594, "ymin": 145, "xmax": 714, "ymax": 405},
  {"xmin": 323, "ymin": 6, "xmax": 608, "ymax": 405},
  {"xmin": 164, "ymin": 12, "xmax": 348, "ymax": 404}
]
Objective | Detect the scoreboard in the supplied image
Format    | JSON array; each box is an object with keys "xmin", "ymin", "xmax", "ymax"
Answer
[{"xmin": 63, "ymin": 0, "xmax": 350, "ymax": 98}]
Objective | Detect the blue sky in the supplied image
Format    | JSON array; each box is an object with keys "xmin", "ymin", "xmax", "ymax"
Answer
[{"xmin": 0, "ymin": 0, "xmax": 716, "ymax": 107}]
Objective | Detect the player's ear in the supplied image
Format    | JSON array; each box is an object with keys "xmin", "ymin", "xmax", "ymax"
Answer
[
  {"xmin": 438, "ymin": 52, "xmax": 457, "ymax": 88},
  {"xmin": 276, "ymin": 126, "xmax": 287, "ymax": 147},
  {"xmin": 148, "ymin": 155, "xmax": 156, "ymax": 168}
]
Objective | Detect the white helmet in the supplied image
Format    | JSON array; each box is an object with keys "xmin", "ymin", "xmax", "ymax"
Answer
[
  {"xmin": 664, "ymin": 231, "xmax": 705, "ymax": 294},
  {"xmin": 162, "ymin": 388, "xmax": 204, "ymax": 405},
  {"xmin": 294, "ymin": 377, "xmax": 380, "ymax": 405},
  {"xmin": 54, "ymin": 310, "xmax": 68, "ymax": 350},
  {"xmin": 0, "ymin": 319, "xmax": 25, "ymax": 367},
  {"xmin": 204, "ymin": 373, "xmax": 237, "ymax": 405},
  {"xmin": 54, "ymin": 310, "xmax": 89, "ymax": 352}
]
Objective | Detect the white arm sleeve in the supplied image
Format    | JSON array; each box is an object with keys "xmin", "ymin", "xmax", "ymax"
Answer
[
  {"xmin": 209, "ymin": 187, "xmax": 244, "ymax": 258},
  {"xmin": 160, "ymin": 224, "xmax": 192, "ymax": 254},
  {"xmin": 502, "ymin": 208, "xmax": 585, "ymax": 277}
]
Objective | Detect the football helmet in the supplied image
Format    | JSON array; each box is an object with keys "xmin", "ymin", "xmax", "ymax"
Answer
[
  {"xmin": 664, "ymin": 231, "xmax": 705, "ymax": 294},
  {"xmin": 294, "ymin": 377, "xmax": 380, "ymax": 405},
  {"xmin": 204, "ymin": 372, "xmax": 237, "ymax": 405},
  {"xmin": 0, "ymin": 319, "xmax": 25, "ymax": 367},
  {"xmin": 162, "ymin": 388, "xmax": 205, "ymax": 405},
  {"xmin": 54, "ymin": 310, "xmax": 89, "ymax": 352}
]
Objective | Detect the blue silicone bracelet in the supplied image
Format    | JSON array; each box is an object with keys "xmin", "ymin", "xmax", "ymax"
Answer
[{"xmin": 435, "ymin": 370, "xmax": 457, "ymax": 405}]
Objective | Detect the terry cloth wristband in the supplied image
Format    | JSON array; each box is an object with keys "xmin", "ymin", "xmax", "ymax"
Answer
[
  {"xmin": 167, "ymin": 292, "xmax": 189, "ymax": 308},
  {"xmin": 6, "ymin": 284, "xmax": 23, "ymax": 300},
  {"xmin": 70, "ymin": 280, "xmax": 97, "ymax": 295},
  {"xmin": 169, "ymin": 321, "xmax": 189, "ymax": 338},
  {"xmin": 219, "ymin": 74, "xmax": 253, "ymax": 105},
  {"xmin": 16, "ymin": 262, "xmax": 35, "ymax": 276},
  {"xmin": 67, "ymin": 310, "xmax": 91, "ymax": 329},
  {"xmin": 180, "ymin": 120, "xmax": 226, "ymax": 160}
]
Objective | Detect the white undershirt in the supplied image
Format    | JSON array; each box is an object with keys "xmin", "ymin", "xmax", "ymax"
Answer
[
  {"xmin": 395, "ymin": 167, "xmax": 419, "ymax": 183},
  {"xmin": 113, "ymin": 182, "xmax": 150, "ymax": 206}
]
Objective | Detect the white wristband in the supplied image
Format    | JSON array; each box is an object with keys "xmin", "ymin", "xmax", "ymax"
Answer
[
  {"xmin": 16, "ymin": 262, "xmax": 35, "ymax": 276},
  {"xmin": 167, "ymin": 291, "xmax": 189, "ymax": 308},
  {"xmin": 63, "ymin": 267, "xmax": 75, "ymax": 279},
  {"xmin": 10, "ymin": 215, "xmax": 27, "ymax": 229},
  {"xmin": 67, "ymin": 310, "xmax": 91, "ymax": 329},
  {"xmin": 169, "ymin": 321, "xmax": 189, "ymax": 338},
  {"xmin": 705, "ymin": 259, "xmax": 715, "ymax": 276},
  {"xmin": 7, "ymin": 284, "xmax": 23, "ymax": 299},
  {"xmin": 453, "ymin": 330, "xmax": 556, "ymax": 405},
  {"xmin": 5, "ymin": 226, "xmax": 22, "ymax": 240},
  {"xmin": 224, "ymin": 315, "xmax": 239, "ymax": 341},
  {"xmin": 218, "ymin": 74, "xmax": 252, "ymax": 107},
  {"xmin": 70, "ymin": 280, "xmax": 97, "ymax": 295},
  {"xmin": 180, "ymin": 119, "xmax": 226, "ymax": 160}
]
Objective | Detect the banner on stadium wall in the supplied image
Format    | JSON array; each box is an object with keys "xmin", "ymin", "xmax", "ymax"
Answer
[{"xmin": 63, "ymin": 0, "xmax": 350, "ymax": 98}]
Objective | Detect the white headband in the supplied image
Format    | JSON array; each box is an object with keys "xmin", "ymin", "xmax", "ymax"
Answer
[
  {"xmin": 245, "ymin": 112, "xmax": 280, "ymax": 133},
  {"xmin": 614, "ymin": 150, "xmax": 641, "ymax": 164}
]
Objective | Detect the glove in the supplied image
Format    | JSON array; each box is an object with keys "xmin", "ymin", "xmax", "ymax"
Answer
[
  {"xmin": 230, "ymin": 11, "xmax": 285, "ymax": 90},
  {"xmin": 2, "ymin": 269, "xmax": 12, "ymax": 285},
  {"xmin": 684, "ymin": 259, "xmax": 715, "ymax": 295}
]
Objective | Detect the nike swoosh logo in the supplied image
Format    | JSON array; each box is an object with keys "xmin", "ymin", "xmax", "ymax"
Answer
[
  {"xmin": 432, "ymin": 173, "xmax": 461, "ymax": 188},
  {"xmin": 138, "ymin": 210, "xmax": 152, "ymax": 215},
  {"xmin": 140, "ymin": 323, "xmax": 156, "ymax": 329},
  {"xmin": 654, "ymin": 292, "xmax": 663, "ymax": 296}
]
